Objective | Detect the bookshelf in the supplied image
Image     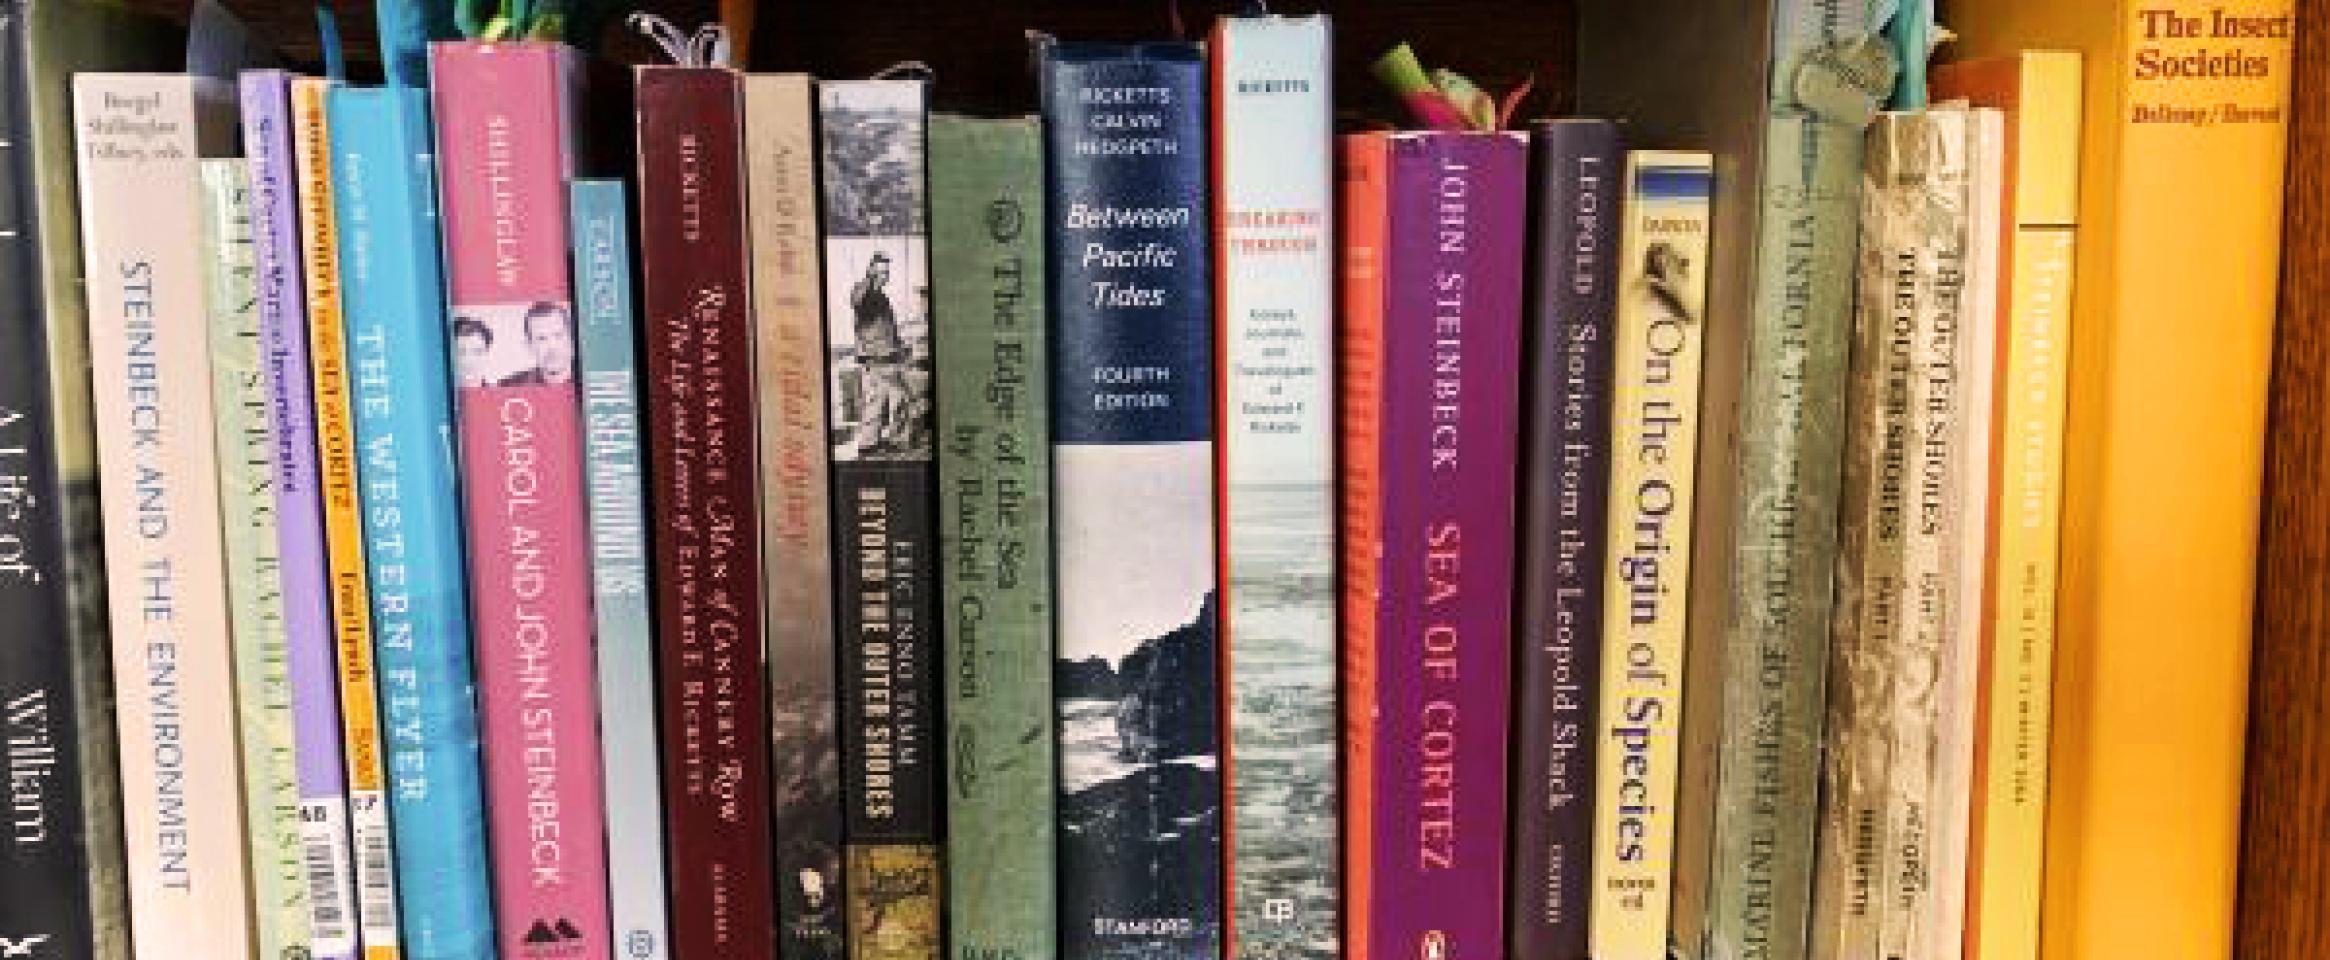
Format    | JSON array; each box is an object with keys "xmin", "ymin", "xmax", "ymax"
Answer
[
  {"xmin": 31, "ymin": 0, "xmax": 2330, "ymax": 956},
  {"xmin": 2241, "ymin": 0, "xmax": 2330, "ymax": 954}
]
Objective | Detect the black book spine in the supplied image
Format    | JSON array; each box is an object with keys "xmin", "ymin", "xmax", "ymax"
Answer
[
  {"xmin": 1508, "ymin": 118, "xmax": 1623, "ymax": 960},
  {"xmin": 0, "ymin": 5, "xmax": 100, "ymax": 957}
]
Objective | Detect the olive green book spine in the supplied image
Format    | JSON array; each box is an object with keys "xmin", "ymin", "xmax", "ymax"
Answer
[
  {"xmin": 929, "ymin": 114, "xmax": 1055, "ymax": 960},
  {"xmin": 201, "ymin": 158, "xmax": 313, "ymax": 960}
]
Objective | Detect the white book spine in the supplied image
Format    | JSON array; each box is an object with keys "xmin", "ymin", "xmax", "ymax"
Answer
[
  {"xmin": 1214, "ymin": 16, "xmax": 1340, "ymax": 960},
  {"xmin": 71, "ymin": 72, "xmax": 255, "ymax": 959}
]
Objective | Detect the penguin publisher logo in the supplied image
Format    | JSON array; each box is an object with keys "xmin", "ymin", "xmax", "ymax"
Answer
[{"xmin": 1418, "ymin": 930, "xmax": 1448, "ymax": 960}]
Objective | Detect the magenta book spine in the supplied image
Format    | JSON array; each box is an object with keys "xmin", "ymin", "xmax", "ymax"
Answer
[{"xmin": 427, "ymin": 41, "xmax": 611, "ymax": 960}]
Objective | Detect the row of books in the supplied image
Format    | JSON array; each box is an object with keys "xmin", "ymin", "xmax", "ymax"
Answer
[{"xmin": 0, "ymin": 1, "xmax": 2299, "ymax": 960}]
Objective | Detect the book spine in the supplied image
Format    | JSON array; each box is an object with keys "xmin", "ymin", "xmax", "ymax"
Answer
[
  {"xmin": 1335, "ymin": 133, "xmax": 1388, "ymax": 960},
  {"xmin": 429, "ymin": 41, "xmax": 613, "ymax": 960},
  {"xmin": 1857, "ymin": 111, "xmax": 1975, "ymax": 960},
  {"xmin": 1956, "ymin": 55, "xmax": 2081, "ymax": 960},
  {"xmin": 0, "ymin": 12, "xmax": 106, "ymax": 957},
  {"xmin": 71, "ymin": 71, "xmax": 256, "ymax": 958},
  {"xmin": 1929, "ymin": 108, "xmax": 2007, "ymax": 960},
  {"xmin": 1697, "ymin": 6, "xmax": 1891, "ymax": 959},
  {"xmin": 816, "ymin": 77, "xmax": 944, "ymax": 960},
  {"xmin": 633, "ymin": 67, "xmax": 778, "ymax": 960},
  {"xmin": 1348, "ymin": 132, "xmax": 1528, "ymax": 960},
  {"xmin": 329, "ymin": 85, "xmax": 499, "ymax": 960},
  {"xmin": 1041, "ymin": 46, "xmax": 1222, "ymax": 960},
  {"xmin": 1209, "ymin": 20, "xmax": 1340, "ymax": 960},
  {"xmin": 741, "ymin": 72, "xmax": 847, "ymax": 960},
  {"xmin": 1586, "ymin": 152, "xmax": 1715, "ymax": 960},
  {"xmin": 569, "ymin": 177, "xmax": 670, "ymax": 960},
  {"xmin": 1508, "ymin": 119, "xmax": 1621, "ymax": 960},
  {"xmin": 930, "ymin": 114, "xmax": 1056, "ymax": 960},
  {"xmin": 294, "ymin": 76, "xmax": 406, "ymax": 960},
  {"xmin": 203, "ymin": 156, "xmax": 315, "ymax": 960},
  {"xmin": 1810, "ymin": 118, "xmax": 1930, "ymax": 960},
  {"xmin": 241, "ymin": 69, "xmax": 363, "ymax": 960}
]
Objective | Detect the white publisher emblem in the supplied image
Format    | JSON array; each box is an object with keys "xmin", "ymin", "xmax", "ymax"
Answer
[{"xmin": 0, "ymin": 935, "xmax": 51, "ymax": 957}]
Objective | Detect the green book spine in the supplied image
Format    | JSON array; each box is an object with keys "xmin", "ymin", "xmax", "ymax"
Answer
[
  {"xmin": 1701, "ymin": 5, "xmax": 1896, "ymax": 960},
  {"xmin": 929, "ymin": 114, "xmax": 1056, "ymax": 960},
  {"xmin": 201, "ymin": 157, "xmax": 313, "ymax": 960}
]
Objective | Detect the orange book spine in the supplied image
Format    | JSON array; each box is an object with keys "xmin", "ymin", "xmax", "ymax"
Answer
[{"xmin": 1337, "ymin": 132, "xmax": 1389, "ymax": 960}]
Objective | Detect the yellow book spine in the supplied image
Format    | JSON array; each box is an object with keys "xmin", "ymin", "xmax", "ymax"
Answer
[
  {"xmin": 1966, "ymin": 51, "xmax": 2083, "ymax": 960},
  {"xmin": 292, "ymin": 77, "xmax": 403, "ymax": 960},
  {"xmin": 1943, "ymin": 2, "xmax": 2293, "ymax": 956},
  {"xmin": 1588, "ymin": 151, "xmax": 1714, "ymax": 960}
]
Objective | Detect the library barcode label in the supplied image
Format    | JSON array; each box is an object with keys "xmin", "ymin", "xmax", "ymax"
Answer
[
  {"xmin": 352, "ymin": 792, "xmax": 401, "ymax": 953},
  {"xmin": 301, "ymin": 799, "xmax": 359, "ymax": 956}
]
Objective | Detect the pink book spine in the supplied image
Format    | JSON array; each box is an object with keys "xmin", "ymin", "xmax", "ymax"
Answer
[{"xmin": 427, "ymin": 41, "xmax": 611, "ymax": 960}]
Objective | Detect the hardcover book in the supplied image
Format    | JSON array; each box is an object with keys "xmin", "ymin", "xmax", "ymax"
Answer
[
  {"xmin": 203, "ymin": 156, "xmax": 315, "ymax": 960},
  {"xmin": 570, "ymin": 177, "xmax": 670, "ymax": 960},
  {"xmin": 1927, "ymin": 52, "xmax": 2083, "ymax": 960},
  {"xmin": 293, "ymin": 75, "xmax": 405, "ymax": 960},
  {"xmin": 1041, "ymin": 43, "xmax": 1223, "ymax": 960},
  {"xmin": 242, "ymin": 68, "xmax": 361, "ymax": 960},
  {"xmin": 633, "ymin": 65, "xmax": 778, "ymax": 960},
  {"xmin": 430, "ymin": 41, "xmax": 613, "ymax": 960},
  {"xmin": 929, "ymin": 113, "xmax": 1056, "ymax": 960},
  {"xmin": 330, "ymin": 82, "xmax": 499, "ymax": 960},
  {"xmin": 1577, "ymin": 7, "xmax": 1898, "ymax": 957},
  {"xmin": 1944, "ymin": 2, "xmax": 2293, "ymax": 953},
  {"xmin": 71, "ymin": 71, "xmax": 255, "ymax": 958},
  {"xmin": 818, "ymin": 76, "xmax": 944, "ymax": 960},
  {"xmin": 0, "ymin": 4, "xmax": 174, "ymax": 955},
  {"xmin": 1586, "ymin": 151, "xmax": 1715, "ymax": 960},
  {"xmin": 1338, "ymin": 130, "xmax": 1528, "ymax": 960},
  {"xmin": 1508, "ymin": 117, "xmax": 1621, "ymax": 960},
  {"xmin": 743, "ymin": 71, "xmax": 847, "ymax": 960},
  {"xmin": 1210, "ymin": 18, "xmax": 1340, "ymax": 960}
]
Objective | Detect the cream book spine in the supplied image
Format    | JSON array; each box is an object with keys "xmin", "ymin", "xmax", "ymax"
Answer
[
  {"xmin": 70, "ymin": 71, "xmax": 255, "ymax": 959},
  {"xmin": 1585, "ymin": 150, "xmax": 1715, "ymax": 960},
  {"xmin": 203, "ymin": 156, "xmax": 316, "ymax": 960}
]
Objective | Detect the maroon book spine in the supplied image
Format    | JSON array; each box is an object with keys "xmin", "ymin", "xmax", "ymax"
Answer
[{"xmin": 633, "ymin": 65, "xmax": 777, "ymax": 959}]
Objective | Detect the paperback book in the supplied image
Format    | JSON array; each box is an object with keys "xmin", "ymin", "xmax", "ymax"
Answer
[
  {"xmin": 202, "ymin": 156, "xmax": 314, "ymax": 960},
  {"xmin": 571, "ymin": 177, "xmax": 670, "ymax": 960},
  {"xmin": 330, "ymin": 81, "xmax": 498, "ymax": 960},
  {"xmin": 1211, "ymin": 17, "xmax": 1340, "ymax": 960},
  {"xmin": 1508, "ymin": 117, "xmax": 1621, "ymax": 960},
  {"xmin": 817, "ymin": 77, "xmax": 944, "ymax": 960},
  {"xmin": 430, "ymin": 41, "xmax": 612, "ymax": 960},
  {"xmin": 634, "ymin": 65, "xmax": 777, "ymax": 960},
  {"xmin": 1042, "ymin": 42, "xmax": 1223, "ymax": 960},
  {"xmin": 1587, "ymin": 151, "xmax": 1714, "ymax": 960},
  {"xmin": 72, "ymin": 70, "xmax": 255, "ymax": 958},
  {"xmin": 241, "ymin": 68, "xmax": 361, "ymax": 960},
  {"xmin": 292, "ymin": 75, "xmax": 404, "ymax": 959},
  {"xmin": 744, "ymin": 71, "xmax": 847, "ymax": 960}
]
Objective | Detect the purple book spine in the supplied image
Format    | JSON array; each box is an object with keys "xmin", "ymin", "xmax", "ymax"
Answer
[
  {"xmin": 1508, "ymin": 119, "xmax": 1622, "ymax": 960},
  {"xmin": 240, "ymin": 69, "xmax": 361, "ymax": 960},
  {"xmin": 1371, "ymin": 132, "xmax": 1527, "ymax": 960}
]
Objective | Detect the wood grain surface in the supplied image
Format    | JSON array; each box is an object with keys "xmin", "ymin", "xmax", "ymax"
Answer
[{"xmin": 2238, "ymin": 1, "xmax": 2330, "ymax": 956}]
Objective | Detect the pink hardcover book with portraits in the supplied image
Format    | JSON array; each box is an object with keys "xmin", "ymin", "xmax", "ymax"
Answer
[{"xmin": 428, "ymin": 40, "xmax": 611, "ymax": 960}]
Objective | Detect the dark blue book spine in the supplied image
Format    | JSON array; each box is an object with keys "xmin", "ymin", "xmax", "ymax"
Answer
[
  {"xmin": 1040, "ymin": 42, "xmax": 1221, "ymax": 960},
  {"xmin": 1508, "ymin": 118, "xmax": 1623, "ymax": 960}
]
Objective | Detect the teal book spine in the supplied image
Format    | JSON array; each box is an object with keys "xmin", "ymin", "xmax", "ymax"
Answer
[
  {"xmin": 930, "ymin": 114, "xmax": 1056, "ymax": 960},
  {"xmin": 1702, "ymin": 4, "xmax": 1897, "ymax": 960},
  {"xmin": 569, "ymin": 176, "xmax": 672, "ymax": 960},
  {"xmin": 203, "ymin": 157, "xmax": 315, "ymax": 960},
  {"xmin": 326, "ymin": 85, "xmax": 497, "ymax": 960}
]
